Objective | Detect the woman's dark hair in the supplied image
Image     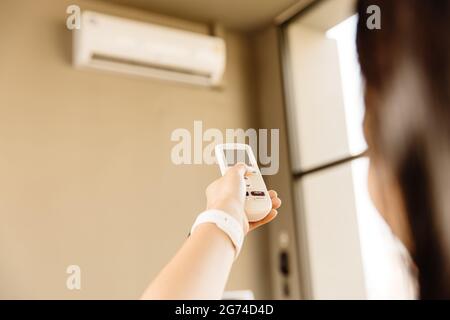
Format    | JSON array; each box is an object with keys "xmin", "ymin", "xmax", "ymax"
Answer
[{"xmin": 356, "ymin": 0, "xmax": 450, "ymax": 299}]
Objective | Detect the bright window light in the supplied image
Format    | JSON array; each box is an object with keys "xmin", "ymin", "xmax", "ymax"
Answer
[{"xmin": 326, "ymin": 15, "xmax": 366, "ymax": 156}]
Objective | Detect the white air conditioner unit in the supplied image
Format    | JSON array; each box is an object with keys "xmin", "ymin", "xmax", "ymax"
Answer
[{"xmin": 73, "ymin": 11, "xmax": 226, "ymax": 87}]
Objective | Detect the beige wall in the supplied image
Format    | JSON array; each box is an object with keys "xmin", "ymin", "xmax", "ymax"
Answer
[{"xmin": 0, "ymin": 0, "xmax": 271, "ymax": 299}]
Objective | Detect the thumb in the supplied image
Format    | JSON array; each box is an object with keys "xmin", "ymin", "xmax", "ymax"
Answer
[{"xmin": 226, "ymin": 163, "xmax": 247, "ymax": 178}]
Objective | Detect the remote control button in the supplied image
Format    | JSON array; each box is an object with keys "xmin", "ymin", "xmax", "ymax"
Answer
[
  {"xmin": 246, "ymin": 191, "xmax": 249, "ymax": 197},
  {"xmin": 250, "ymin": 191, "xmax": 265, "ymax": 196}
]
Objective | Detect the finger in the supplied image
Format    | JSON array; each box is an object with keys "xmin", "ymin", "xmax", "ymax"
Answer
[
  {"xmin": 235, "ymin": 163, "xmax": 247, "ymax": 175},
  {"xmin": 226, "ymin": 163, "xmax": 247, "ymax": 178},
  {"xmin": 249, "ymin": 209, "xmax": 278, "ymax": 231},
  {"xmin": 263, "ymin": 209, "xmax": 278, "ymax": 224},
  {"xmin": 271, "ymin": 197, "xmax": 281, "ymax": 209},
  {"xmin": 268, "ymin": 190, "xmax": 278, "ymax": 198},
  {"xmin": 249, "ymin": 209, "xmax": 278, "ymax": 230}
]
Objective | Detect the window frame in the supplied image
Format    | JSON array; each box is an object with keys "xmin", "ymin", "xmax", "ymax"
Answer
[{"xmin": 277, "ymin": 0, "xmax": 369, "ymax": 299}]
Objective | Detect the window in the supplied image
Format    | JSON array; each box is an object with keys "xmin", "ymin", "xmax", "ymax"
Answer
[{"xmin": 282, "ymin": 0, "xmax": 415, "ymax": 299}]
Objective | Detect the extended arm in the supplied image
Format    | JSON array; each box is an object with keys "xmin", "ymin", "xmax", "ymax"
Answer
[{"xmin": 141, "ymin": 164, "xmax": 281, "ymax": 300}]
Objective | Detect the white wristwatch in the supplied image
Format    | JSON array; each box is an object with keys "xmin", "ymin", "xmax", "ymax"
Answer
[{"xmin": 190, "ymin": 209, "xmax": 245, "ymax": 259}]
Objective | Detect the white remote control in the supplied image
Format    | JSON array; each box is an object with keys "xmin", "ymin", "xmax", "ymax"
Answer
[{"xmin": 215, "ymin": 143, "xmax": 272, "ymax": 222}]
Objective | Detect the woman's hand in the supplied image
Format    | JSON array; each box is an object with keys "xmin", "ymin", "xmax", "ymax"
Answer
[{"xmin": 205, "ymin": 163, "xmax": 281, "ymax": 234}]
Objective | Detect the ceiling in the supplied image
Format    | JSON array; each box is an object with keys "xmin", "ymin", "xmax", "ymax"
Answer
[{"xmin": 100, "ymin": 0, "xmax": 302, "ymax": 31}]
